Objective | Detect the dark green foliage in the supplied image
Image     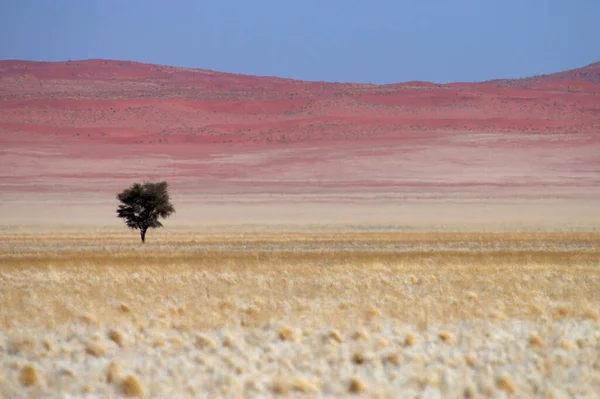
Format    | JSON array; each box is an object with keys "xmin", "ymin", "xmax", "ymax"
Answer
[{"xmin": 116, "ymin": 181, "xmax": 175, "ymax": 243}]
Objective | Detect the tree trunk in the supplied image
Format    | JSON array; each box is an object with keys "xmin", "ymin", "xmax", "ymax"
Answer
[{"xmin": 140, "ymin": 228, "xmax": 147, "ymax": 243}]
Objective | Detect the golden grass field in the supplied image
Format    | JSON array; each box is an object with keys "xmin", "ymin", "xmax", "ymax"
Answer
[{"xmin": 1, "ymin": 232, "xmax": 600, "ymax": 398}]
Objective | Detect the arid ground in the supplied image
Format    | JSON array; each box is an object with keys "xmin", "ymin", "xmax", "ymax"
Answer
[
  {"xmin": 1, "ymin": 232, "xmax": 600, "ymax": 398},
  {"xmin": 0, "ymin": 60, "xmax": 599, "ymax": 397}
]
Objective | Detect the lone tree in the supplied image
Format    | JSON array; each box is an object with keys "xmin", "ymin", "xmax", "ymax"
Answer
[{"xmin": 116, "ymin": 181, "xmax": 175, "ymax": 243}]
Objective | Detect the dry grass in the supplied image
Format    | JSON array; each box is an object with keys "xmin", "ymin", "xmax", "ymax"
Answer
[{"xmin": 0, "ymin": 231, "xmax": 599, "ymax": 397}]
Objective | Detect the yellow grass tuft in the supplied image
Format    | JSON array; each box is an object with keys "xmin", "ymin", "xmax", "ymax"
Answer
[
  {"xmin": 374, "ymin": 338, "xmax": 389, "ymax": 351},
  {"xmin": 119, "ymin": 304, "xmax": 131, "ymax": 313},
  {"xmin": 195, "ymin": 334, "xmax": 216, "ymax": 349},
  {"xmin": 351, "ymin": 352, "xmax": 366, "ymax": 365},
  {"xmin": 438, "ymin": 331, "xmax": 455, "ymax": 344},
  {"xmin": 80, "ymin": 313, "xmax": 98, "ymax": 325},
  {"xmin": 19, "ymin": 364, "xmax": 39, "ymax": 387},
  {"xmin": 106, "ymin": 361, "xmax": 122, "ymax": 384},
  {"xmin": 348, "ymin": 377, "xmax": 367, "ymax": 394},
  {"xmin": 292, "ymin": 377, "xmax": 319, "ymax": 393},
  {"xmin": 496, "ymin": 373, "xmax": 517, "ymax": 394},
  {"xmin": 560, "ymin": 339, "xmax": 577, "ymax": 351},
  {"xmin": 428, "ymin": 275, "xmax": 437, "ymax": 284},
  {"xmin": 108, "ymin": 329, "xmax": 124, "ymax": 346},
  {"xmin": 463, "ymin": 385, "xmax": 476, "ymax": 398},
  {"xmin": 529, "ymin": 334, "xmax": 546, "ymax": 348},
  {"xmin": 552, "ymin": 306, "xmax": 569, "ymax": 319},
  {"xmin": 582, "ymin": 307, "xmax": 599, "ymax": 321},
  {"xmin": 121, "ymin": 375, "xmax": 144, "ymax": 397},
  {"xmin": 465, "ymin": 354, "xmax": 478, "ymax": 368},
  {"xmin": 223, "ymin": 335, "xmax": 236, "ymax": 348},
  {"xmin": 278, "ymin": 326, "xmax": 295, "ymax": 341},
  {"xmin": 404, "ymin": 332, "xmax": 417, "ymax": 347},
  {"xmin": 466, "ymin": 291, "xmax": 479, "ymax": 304},
  {"xmin": 41, "ymin": 339, "xmax": 54, "ymax": 352},
  {"xmin": 85, "ymin": 342, "xmax": 106, "ymax": 357},
  {"xmin": 60, "ymin": 369, "xmax": 75, "ymax": 378},
  {"xmin": 383, "ymin": 351, "xmax": 403, "ymax": 366},
  {"xmin": 409, "ymin": 275, "xmax": 419, "ymax": 284},
  {"xmin": 365, "ymin": 307, "xmax": 382, "ymax": 319},
  {"xmin": 352, "ymin": 329, "xmax": 370, "ymax": 341},
  {"xmin": 327, "ymin": 329, "xmax": 344, "ymax": 344},
  {"xmin": 490, "ymin": 309, "xmax": 507, "ymax": 320},
  {"xmin": 271, "ymin": 381, "xmax": 288, "ymax": 396}
]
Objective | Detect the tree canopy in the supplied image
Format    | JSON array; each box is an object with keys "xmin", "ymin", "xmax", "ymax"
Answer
[{"xmin": 116, "ymin": 181, "xmax": 175, "ymax": 243}]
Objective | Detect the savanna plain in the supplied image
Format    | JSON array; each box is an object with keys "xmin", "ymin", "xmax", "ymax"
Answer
[
  {"xmin": 1, "ymin": 60, "xmax": 600, "ymax": 398},
  {"xmin": 1, "ymin": 231, "xmax": 599, "ymax": 398}
]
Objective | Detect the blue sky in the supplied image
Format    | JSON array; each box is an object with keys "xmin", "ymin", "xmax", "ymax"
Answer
[{"xmin": 1, "ymin": 0, "xmax": 598, "ymax": 84}]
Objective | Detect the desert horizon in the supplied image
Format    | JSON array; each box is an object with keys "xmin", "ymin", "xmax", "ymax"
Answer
[{"xmin": 1, "ymin": 2, "xmax": 599, "ymax": 397}]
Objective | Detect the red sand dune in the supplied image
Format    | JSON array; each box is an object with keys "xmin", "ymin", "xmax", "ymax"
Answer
[
  {"xmin": 0, "ymin": 60, "xmax": 599, "ymax": 228},
  {"xmin": 1, "ymin": 59, "xmax": 599, "ymax": 146}
]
